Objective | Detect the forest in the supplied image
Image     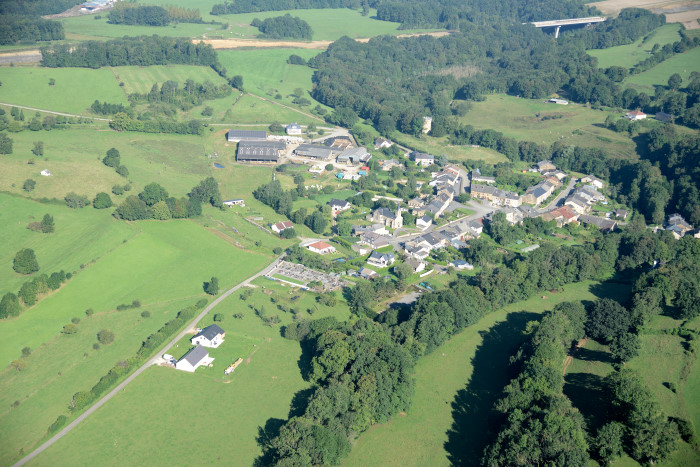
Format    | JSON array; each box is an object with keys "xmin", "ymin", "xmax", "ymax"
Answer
[
  {"xmin": 252, "ymin": 14, "xmax": 313, "ymax": 40},
  {"xmin": 0, "ymin": 15, "xmax": 64, "ymax": 45},
  {"xmin": 107, "ymin": 5, "xmax": 171, "ymax": 26},
  {"xmin": 211, "ymin": 0, "xmax": 361, "ymax": 15}
]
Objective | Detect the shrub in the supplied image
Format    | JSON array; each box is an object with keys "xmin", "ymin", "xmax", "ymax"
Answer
[
  {"xmin": 97, "ymin": 329, "xmax": 115, "ymax": 345},
  {"xmin": 22, "ymin": 179, "xmax": 36, "ymax": 192},
  {"xmin": 11, "ymin": 359, "xmax": 26, "ymax": 371},
  {"xmin": 48, "ymin": 415, "xmax": 68, "ymax": 433},
  {"xmin": 93, "ymin": 343, "xmax": 100, "ymax": 350},
  {"xmin": 213, "ymin": 313, "xmax": 223, "ymax": 322},
  {"xmin": 71, "ymin": 317, "xmax": 80, "ymax": 324},
  {"xmin": 64, "ymin": 192, "xmax": 90, "ymax": 209},
  {"xmin": 21, "ymin": 346, "xmax": 31, "ymax": 357},
  {"xmin": 93, "ymin": 192, "xmax": 113, "ymax": 209},
  {"xmin": 195, "ymin": 298, "xmax": 208, "ymax": 309},
  {"xmin": 62, "ymin": 323, "xmax": 78, "ymax": 334},
  {"xmin": 141, "ymin": 310, "xmax": 151, "ymax": 318},
  {"xmin": 13, "ymin": 248, "xmax": 39, "ymax": 274},
  {"xmin": 85, "ymin": 308, "xmax": 94, "ymax": 316}
]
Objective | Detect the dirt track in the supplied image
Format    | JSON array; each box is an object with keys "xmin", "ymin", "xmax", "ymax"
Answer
[
  {"xmin": 0, "ymin": 50, "xmax": 42, "ymax": 65},
  {"xmin": 200, "ymin": 30, "xmax": 452, "ymax": 50}
]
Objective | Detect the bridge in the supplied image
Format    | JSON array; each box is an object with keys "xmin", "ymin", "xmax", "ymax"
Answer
[{"xmin": 530, "ymin": 16, "xmax": 606, "ymax": 38}]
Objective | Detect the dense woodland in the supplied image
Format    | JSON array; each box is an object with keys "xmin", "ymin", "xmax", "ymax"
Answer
[
  {"xmin": 0, "ymin": 0, "xmax": 82, "ymax": 16},
  {"xmin": 0, "ymin": 15, "xmax": 64, "ymax": 45},
  {"xmin": 211, "ymin": 0, "xmax": 362, "ymax": 15},
  {"xmin": 107, "ymin": 5, "xmax": 171, "ymax": 26}
]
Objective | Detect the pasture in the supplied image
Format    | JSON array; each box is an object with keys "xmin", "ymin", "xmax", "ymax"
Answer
[
  {"xmin": 587, "ymin": 24, "xmax": 682, "ymax": 69},
  {"xmin": 60, "ymin": 15, "xmax": 218, "ymax": 41},
  {"xmin": 453, "ymin": 94, "xmax": 639, "ymax": 158},
  {"xmin": 221, "ymin": 93, "xmax": 323, "ymax": 125},
  {"xmin": 29, "ymin": 280, "xmax": 352, "ymax": 466},
  {"xmin": 625, "ymin": 46, "xmax": 700, "ymax": 90},
  {"xmin": 0, "ymin": 67, "xmax": 127, "ymax": 115},
  {"xmin": 344, "ymin": 280, "xmax": 606, "ymax": 466},
  {"xmin": 0, "ymin": 128, "xmax": 214, "ymax": 200}
]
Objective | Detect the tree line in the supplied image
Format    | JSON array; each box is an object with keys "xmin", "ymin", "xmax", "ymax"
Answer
[
  {"xmin": 40, "ymin": 36, "xmax": 220, "ymax": 69},
  {"xmin": 107, "ymin": 4, "xmax": 171, "ymax": 26},
  {"xmin": 211, "ymin": 0, "xmax": 361, "ymax": 15},
  {"xmin": 1, "ymin": 269, "xmax": 69, "ymax": 319},
  {"xmin": 0, "ymin": 15, "xmax": 64, "ymax": 45}
]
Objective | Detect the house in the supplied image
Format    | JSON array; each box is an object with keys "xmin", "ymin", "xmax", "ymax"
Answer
[
  {"xmin": 223, "ymin": 199, "xmax": 245, "ymax": 207},
  {"xmin": 579, "ymin": 215, "xmax": 617, "ymax": 231},
  {"xmin": 294, "ymin": 144, "xmax": 338, "ymax": 160},
  {"xmin": 329, "ymin": 199, "xmax": 352, "ymax": 215},
  {"xmin": 536, "ymin": 160, "xmax": 556, "ymax": 172},
  {"xmin": 40, "ymin": 169, "xmax": 51, "ymax": 176},
  {"xmin": 191, "ymin": 324, "xmax": 225, "ymax": 348},
  {"xmin": 404, "ymin": 244, "xmax": 430, "ymax": 260},
  {"xmin": 417, "ymin": 232, "xmax": 448, "ymax": 250},
  {"xmin": 581, "ymin": 175, "xmax": 604, "ymax": 189},
  {"xmin": 430, "ymin": 172, "xmax": 459, "ymax": 188},
  {"xmin": 409, "ymin": 197, "xmax": 425, "ymax": 209},
  {"xmin": 625, "ymin": 110, "xmax": 647, "ymax": 121},
  {"xmin": 374, "ymin": 137, "xmax": 393, "ymax": 149},
  {"xmin": 522, "ymin": 186, "xmax": 549, "ymax": 205},
  {"xmin": 175, "ymin": 345, "xmax": 214, "ymax": 372},
  {"xmin": 379, "ymin": 159, "xmax": 402, "ymax": 171},
  {"xmin": 411, "ymin": 152, "xmax": 435, "ymax": 167},
  {"xmin": 227, "ymin": 129, "xmax": 267, "ymax": 142},
  {"xmin": 372, "ymin": 207, "xmax": 403, "ymax": 229},
  {"xmin": 359, "ymin": 267, "xmax": 378, "ymax": 279},
  {"xmin": 470, "ymin": 184, "xmax": 521, "ymax": 207},
  {"xmin": 541, "ymin": 206, "xmax": 579, "ymax": 227},
  {"xmin": 324, "ymin": 136, "xmax": 354, "ymax": 150},
  {"xmin": 655, "ymin": 112, "xmax": 673, "ymax": 123},
  {"xmin": 471, "ymin": 169, "xmax": 496, "ymax": 184},
  {"xmin": 367, "ymin": 251, "xmax": 395, "ymax": 268},
  {"xmin": 307, "ymin": 241, "xmax": 336, "ymax": 255},
  {"xmin": 424, "ymin": 194, "xmax": 452, "ymax": 218},
  {"xmin": 358, "ymin": 231, "xmax": 390, "ymax": 249},
  {"xmin": 285, "ymin": 122, "xmax": 302, "ymax": 135},
  {"xmin": 405, "ymin": 257, "xmax": 426, "ymax": 273},
  {"xmin": 615, "ymin": 209, "xmax": 629, "ymax": 220},
  {"xmin": 548, "ymin": 98, "xmax": 568, "ymax": 105},
  {"xmin": 542, "ymin": 169, "xmax": 567, "ymax": 181},
  {"xmin": 502, "ymin": 206, "xmax": 524, "ymax": 225},
  {"xmin": 564, "ymin": 195, "xmax": 591, "ymax": 215},
  {"xmin": 237, "ymin": 140, "xmax": 285, "ymax": 163},
  {"xmin": 416, "ymin": 215, "xmax": 432, "ymax": 230},
  {"xmin": 666, "ymin": 214, "xmax": 693, "ymax": 238},
  {"xmin": 271, "ymin": 221, "xmax": 294, "ymax": 234},
  {"xmin": 451, "ymin": 260, "xmax": 474, "ymax": 270}
]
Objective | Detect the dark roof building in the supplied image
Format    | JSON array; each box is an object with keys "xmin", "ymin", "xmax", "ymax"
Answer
[
  {"xmin": 237, "ymin": 140, "xmax": 285, "ymax": 163},
  {"xmin": 295, "ymin": 144, "xmax": 338, "ymax": 160},
  {"xmin": 227, "ymin": 129, "xmax": 268, "ymax": 142}
]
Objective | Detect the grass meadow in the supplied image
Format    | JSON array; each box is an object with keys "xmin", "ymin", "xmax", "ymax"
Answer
[
  {"xmin": 29, "ymin": 280, "xmax": 352, "ymax": 466},
  {"xmin": 588, "ymin": 24, "xmax": 683, "ymax": 69},
  {"xmin": 60, "ymin": 15, "xmax": 219, "ymax": 41},
  {"xmin": 0, "ymin": 218, "xmax": 272, "ymax": 465},
  {"xmin": 111, "ymin": 65, "xmax": 227, "ymax": 95},
  {"xmin": 454, "ymin": 94, "xmax": 638, "ymax": 157},
  {"xmin": 221, "ymin": 93, "xmax": 323, "ymax": 125},
  {"xmin": 0, "ymin": 66, "xmax": 127, "ymax": 115},
  {"xmin": 625, "ymin": 47, "xmax": 700, "ymax": 91},
  {"xmin": 0, "ymin": 128, "xmax": 214, "ymax": 201}
]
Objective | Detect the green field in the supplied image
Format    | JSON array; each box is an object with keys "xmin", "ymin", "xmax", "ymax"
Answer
[
  {"xmin": 60, "ymin": 14, "xmax": 218, "ymax": 41},
  {"xmin": 111, "ymin": 65, "xmax": 227, "ymax": 95},
  {"xmin": 222, "ymin": 93, "xmax": 323, "ymax": 125},
  {"xmin": 453, "ymin": 94, "xmax": 639, "ymax": 158},
  {"xmin": 0, "ymin": 128, "xmax": 214, "ymax": 200},
  {"xmin": 344, "ymin": 280, "xmax": 606, "ymax": 466},
  {"xmin": 0, "ymin": 67, "xmax": 127, "ymax": 115},
  {"xmin": 588, "ymin": 24, "xmax": 683, "ymax": 69},
  {"xmin": 29, "ymin": 280, "xmax": 352, "ymax": 466},
  {"xmin": 625, "ymin": 47, "xmax": 700, "ymax": 91}
]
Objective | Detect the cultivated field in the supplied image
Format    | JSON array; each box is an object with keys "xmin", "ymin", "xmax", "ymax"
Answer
[
  {"xmin": 222, "ymin": 93, "xmax": 323, "ymax": 125},
  {"xmin": 28, "ymin": 280, "xmax": 352, "ymax": 466},
  {"xmin": 588, "ymin": 24, "xmax": 682, "ymax": 69},
  {"xmin": 111, "ymin": 65, "xmax": 227, "ymax": 95},
  {"xmin": 60, "ymin": 15, "xmax": 218, "ymax": 41},
  {"xmin": 625, "ymin": 46, "xmax": 700, "ymax": 90},
  {"xmin": 589, "ymin": 0, "xmax": 700, "ymax": 29},
  {"xmin": 344, "ymin": 281, "xmax": 608, "ymax": 466},
  {"xmin": 0, "ymin": 67, "xmax": 127, "ymax": 115}
]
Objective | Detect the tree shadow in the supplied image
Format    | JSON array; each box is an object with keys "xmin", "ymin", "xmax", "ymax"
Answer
[
  {"xmin": 564, "ymin": 372, "xmax": 609, "ymax": 433},
  {"xmin": 575, "ymin": 346, "xmax": 613, "ymax": 364},
  {"xmin": 287, "ymin": 386, "xmax": 316, "ymax": 419},
  {"xmin": 254, "ymin": 417, "xmax": 285, "ymax": 467},
  {"xmin": 444, "ymin": 311, "xmax": 540, "ymax": 466},
  {"xmin": 296, "ymin": 339, "xmax": 315, "ymax": 382}
]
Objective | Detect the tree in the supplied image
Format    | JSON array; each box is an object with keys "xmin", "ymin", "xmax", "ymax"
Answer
[
  {"xmin": 393, "ymin": 262, "xmax": 413, "ymax": 280},
  {"xmin": 23, "ymin": 179, "xmax": 36, "ymax": 192},
  {"xmin": 0, "ymin": 292, "xmax": 21, "ymax": 318},
  {"xmin": 586, "ymin": 298, "xmax": 630, "ymax": 342},
  {"xmin": 97, "ymin": 329, "xmax": 114, "ymax": 345},
  {"xmin": 64, "ymin": 192, "xmax": 90, "ymax": 209},
  {"xmin": 116, "ymin": 165, "xmax": 129, "ymax": 178},
  {"xmin": 230, "ymin": 75, "xmax": 244, "ymax": 90},
  {"xmin": 593, "ymin": 422, "xmax": 625, "ymax": 465},
  {"xmin": 0, "ymin": 132, "xmax": 13, "ymax": 154},
  {"xmin": 281, "ymin": 227, "xmax": 297, "ymax": 239},
  {"xmin": 32, "ymin": 141, "xmax": 44, "ymax": 156},
  {"xmin": 40, "ymin": 213, "xmax": 54, "ymax": 233},
  {"xmin": 13, "ymin": 249, "xmax": 39, "ymax": 274},
  {"xmin": 93, "ymin": 192, "xmax": 113, "ymax": 209},
  {"xmin": 151, "ymin": 200, "xmax": 171, "ymax": 219},
  {"xmin": 667, "ymin": 73, "xmax": 682, "ymax": 90},
  {"xmin": 306, "ymin": 210, "xmax": 327, "ymax": 234},
  {"xmin": 62, "ymin": 323, "xmax": 78, "ymax": 334},
  {"xmin": 102, "ymin": 148, "xmax": 120, "ymax": 167},
  {"xmin": 609, "ymin": 331, "xmax": 640, "ymax": 362},
  {"xmin": 205, "ymin": 276, "xmax": 219, "ymax": 295}
]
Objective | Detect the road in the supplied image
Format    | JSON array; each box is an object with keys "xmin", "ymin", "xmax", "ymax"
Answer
[
  {"xmin": 539, "ymin": 176, "xmax": 576, "ymax": 212},
  {"xmin": 13, "ymin": 256, "xmax": 284, "ymax": 467}
]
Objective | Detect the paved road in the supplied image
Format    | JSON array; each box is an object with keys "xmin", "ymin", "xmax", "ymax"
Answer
[
  {"xmin": 539, "ymin": 176, "xmax": 576, "ymax": 212},
  {"xmin": 13, "ymin": 256, "xmax": 284, "ymax": 467},
  {"xmin": 0, "ymin": 102, "xmax": 109, "ymax": 121}
]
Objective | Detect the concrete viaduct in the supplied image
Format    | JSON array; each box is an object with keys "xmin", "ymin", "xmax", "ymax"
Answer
[{"xmin": 529, "ymin": 16, "xmax": 606, "ymax": 38}]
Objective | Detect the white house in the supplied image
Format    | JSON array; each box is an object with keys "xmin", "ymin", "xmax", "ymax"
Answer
[
  {"xmin": 271, "ymin": 221, "xmax": 294, "ymax": 234},
  {"xmin": 329, "ymin": 199, "xmax": 352, "ymax": 214},
  {"xmin": 40, "ymin": 169, "xmax": 52, "ymax": 176},
  {"xmin": 367, "ymin": 251, "xmax": 395, "ymax": 268},
  {"xmin": 580, "ymin": 175, "xmax": 604, "ymax": 190},
  {"xmin": 411, "ymin": 152, "xmax": 435, "ymax": 167},
  {"xmin": 286, "ymin": 122, "xmax": 303, "ymax": 135},
  {"xmin": 625, "ymin": 110, "xmax": 647, "ymax": 121},
  {"xmin": 359, "ymin": 267, "xmax": 378, "ymax": 279},
  {"xmin": 223, "ymin": 199, "xmax": 245, "ymax": 207},
  {"xmin": 307, "ymin": 241, "xmax": 336, "ymax": 255},
  {"xmin": 175, "ymin": 345, "xmax": 214, "ymax": 372},
  {"xmin": 416, "ymin": 215, "xmax": 432, "ymax": 230},
  {"xmin": 451, "ymin": 260, "xmax": 474, "ymax": 270},
  {"xmin": 191, "ymin": 324, "xmax": 225, "ymax": 348},
  {"xmin": 374, "ymin": 137, "xmax": 393, "ymax": 149}
]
